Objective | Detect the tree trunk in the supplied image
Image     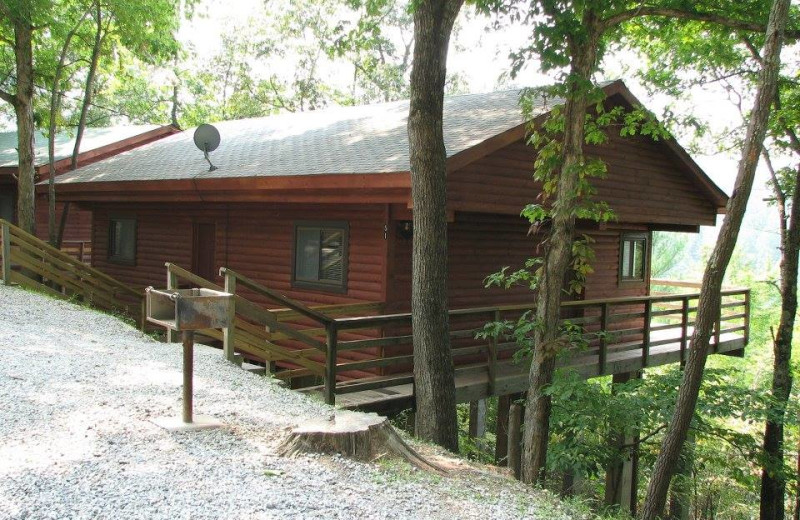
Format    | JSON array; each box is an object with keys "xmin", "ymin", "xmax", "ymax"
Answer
[
  {"xmin": 71, "ymin": 3, "xmax": 103, "ymax": 170},
  {"xmin": 668, "ymin": 431, "xmax": 695, "ymax": 520},
  {"xmin": 406, "ymin": 0, "xmax": 463, "ymax": 452},
  {"xmin": 48, "ymin": 18, "xmax": 84, "ymax": 246},
  {"xmin": 13, "ymin": 11, "xmax": 36, "ymax": 235},
  {"xmin": 521, "ymin": 21, "xmax": 600, "ymax": 484},
  {"xmin": 760, "ymin": 160, "xmax": 800, "ymax": 520},
  {"xmin": 641, "ymin": 0, "xmax": 791, "ymax": 516}
]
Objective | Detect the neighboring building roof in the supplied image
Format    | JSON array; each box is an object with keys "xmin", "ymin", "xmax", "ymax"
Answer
[
  {"xmin": 0, "ymin": 124, "xmax": 160, "ymax": 168},
  {"xmin": 54, "ymin": 90, "xmax": 549, "ymax": 185}
]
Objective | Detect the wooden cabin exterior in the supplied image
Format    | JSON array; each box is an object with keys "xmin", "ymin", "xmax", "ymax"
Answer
[
  {"xmin": 48, "ymin": 81, "xmax": 733, "ymax": 387},
  {"xmin": 0, "ymin": 124, "xmax": 179, "ymax": 257}
]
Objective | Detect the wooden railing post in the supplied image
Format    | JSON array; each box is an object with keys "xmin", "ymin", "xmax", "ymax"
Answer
[
  {"xmin": 714, "ymin": 301, "xmax": 722, "ymax": 353},
  {"xmin": 166, "ymin": 265, "xmax": 178, "ymax": 343},
  {"xmin": 1, "ymin": 221, "xmax": 10, "ymax": 286},
  {"xmin": 680, "ymin": 296, "xmax": 689, "ymax": 366},
  {"xmin": 743, "ymin": 290, "xmax": 751, "ymax": 345},
  {"xmin": 487, "ymin": 310, "xmax": 499, "ymax": 396},
  {"xmin": 223, "ymin": 269, "xmax": 237, "ymax": 363},
  {"xmin": 599, "ymin": 302, "xmax": 609, "ymax": 376},
  {"xmin": 324, "ymin": 322, "xmax": 338, "ymax": 405},
  {"xmin": 642, "ymin": 300, "xmax": 652, "ymax": 368}
]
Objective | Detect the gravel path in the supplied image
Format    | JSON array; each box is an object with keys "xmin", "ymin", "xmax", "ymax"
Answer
[{"xmin": 0, "ymin": 285, "xmax": 583, "ymax": 520}]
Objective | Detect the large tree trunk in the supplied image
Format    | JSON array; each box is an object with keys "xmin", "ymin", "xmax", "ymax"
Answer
[
  {"xmin": 71, "ymin": 3, "xmax": 103, "ymax": 170},
  {"xmin": 640, "ymin": 0, "xmax": 791, "ymax": 516},
  {"xmin": 13, "ymin": 12, "xmax": 36, "ymax": 235},
  {"xmin": 406, "ymin": 0, "xmax": 463, "ymax": 452},
  {"xmin": 760, "ymin": 159, "xmax": 800, "ymax": 519},
  {"xmin": 520, "ymin": 17, "xmax": 600, "ymax": 484}
]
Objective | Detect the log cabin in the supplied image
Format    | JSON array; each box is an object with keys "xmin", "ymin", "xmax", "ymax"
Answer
[
  {"xmin": 47, "ymin": 80, "xmax": 748, "ymax": 413},
  {"xmin": 0, "ymin": 124, "xmax": 179, "ymax": 259}
]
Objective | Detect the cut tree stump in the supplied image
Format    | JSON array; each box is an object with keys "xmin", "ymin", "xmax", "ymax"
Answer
[{"xmin": 278, "ymin": 411, "xmax": 445, "ymax": 474}]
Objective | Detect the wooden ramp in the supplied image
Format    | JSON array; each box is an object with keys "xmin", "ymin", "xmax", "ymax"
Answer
[{"xmin": 0, "ymin": 219, "xmax": 144, "ymax": 327}]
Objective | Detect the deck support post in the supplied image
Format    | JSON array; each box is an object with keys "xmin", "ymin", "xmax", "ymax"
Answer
[
  {"xmin": 508, "ymin": 399, "xmax": 524, "ymax": 480},
  {"xmin": 468, "ymin": 399, "xmax": 486, "ymax": 438},
  {"xmin": 1, "ymin": 221, "xmax": 11, "ymax": 285},
  {"xmin": 604, "ymin": 371, "xmax": 641, "ymax": 515},
  {"xmin": 223, "ymin": 270, "xmax": 237, "ymax": 362},
  {"xmin": 495, "ymin": 394, "xmax": 511, "ymax": 466}
]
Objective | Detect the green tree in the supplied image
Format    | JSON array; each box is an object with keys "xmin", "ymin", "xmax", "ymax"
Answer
[
  {"xmin": 642, "ymin": 0, "xmax": 793, "ymax": 515},
  {"xmin": 480, "ymin": 0, "xmax": 800, "ymax": 492}
]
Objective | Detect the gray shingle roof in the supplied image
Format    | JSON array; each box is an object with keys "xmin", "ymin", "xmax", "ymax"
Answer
[
  {"xmin": 54, "ymin": 90, "xmax": 554, "ymax": 185},
  {"xmin": 0, "ymin": 124, "xmax": 159, "ymax": 168}
]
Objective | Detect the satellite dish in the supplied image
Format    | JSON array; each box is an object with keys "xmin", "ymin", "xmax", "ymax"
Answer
[{"xmin": 193, "ymin": 124, "xmax": 220, "ymax": 171}]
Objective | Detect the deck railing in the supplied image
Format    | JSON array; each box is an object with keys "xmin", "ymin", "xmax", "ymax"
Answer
[
  {"xmin": 317, "ymin": 288, "xmax": 750, "ymax": 405},
  {"xmin": 163, "ymin": 264, "xmax": 382, "ymax": 384},
  {"xmin": 61, "ymin": 240, "xmax": 92, "ymax": 264},
  {"xmin": 0, "ymin": 219, "xmax": 143, "ymax": 327},
  {"xmin": 160, "ymin": 263, "xmax": 750, "ymax": 406}
]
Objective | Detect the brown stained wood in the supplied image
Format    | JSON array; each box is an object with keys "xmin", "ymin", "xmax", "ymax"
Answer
[
  {"xmin": 495, "ymin": 395, "xmax": 511, "ymax": 466},
  {"xmin": 278, "ymin": 410, "xmax": 444, "ymax": 474},
  {"xmin": 508, "ymin": 401, "xmax": 523, "ymax": 480}
]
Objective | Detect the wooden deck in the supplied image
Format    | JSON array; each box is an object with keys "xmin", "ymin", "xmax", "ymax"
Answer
[
  {"xmin": 160, "ymin": 265, "xmax": 750, "ymax": 416},
  {"xmin": 324, "ymin": 329, "xmax": 745, "ymax": 414}
]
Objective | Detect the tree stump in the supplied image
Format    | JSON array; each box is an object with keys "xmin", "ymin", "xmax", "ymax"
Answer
[{"xmin": 278, "ymin": 411, "xmax": 445, "ymax": 474}]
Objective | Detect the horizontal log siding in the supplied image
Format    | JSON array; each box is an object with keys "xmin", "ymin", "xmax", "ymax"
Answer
[
  {"xmin": 90, "ymin": 203, "xmax": 387, "ymax": 307},
  {"xmin": 390, "ymin": 212, "xmax": 540, "ymax": 312},
  {"xmin": 448, "ymin": 133, "xmax": 718, "ymax": 226},
  {"xmin": 34, "ymin": 197, "xmax": 92, "ymax": 244}
]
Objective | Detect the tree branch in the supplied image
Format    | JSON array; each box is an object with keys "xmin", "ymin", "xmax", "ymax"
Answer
[
  {"xmin": 602, "ymin": 6, "xmax": 799, "ymax": 39},
  {"xmin": 0, "ymin": 88, "xmax": 14, "ymax": 105}
]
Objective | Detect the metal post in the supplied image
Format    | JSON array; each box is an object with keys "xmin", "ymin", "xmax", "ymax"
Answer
[
  {"xmin": 1, "ymin": 221, "xmax": 11, "ymax": 285},
  {"xmin": 223, "ymin": 270, "xmax": 237, "ymax": 362},
  {"xmin": 182, "ymin": 330, "xmax": 194, "ymax": 423},
  {"xmin": 324, "ymin": 323, "xmax": 338, "ymax": 405}
]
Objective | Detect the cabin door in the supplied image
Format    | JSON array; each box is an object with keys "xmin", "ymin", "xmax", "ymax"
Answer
[{"xmin": 192, "ymin": 222, "xmax": 217, "ymax": 282}]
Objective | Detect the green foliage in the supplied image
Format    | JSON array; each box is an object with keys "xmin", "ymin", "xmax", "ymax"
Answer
[{"xmin": 650, "ymin": 231, "xmax": 689, "ymax": 278}]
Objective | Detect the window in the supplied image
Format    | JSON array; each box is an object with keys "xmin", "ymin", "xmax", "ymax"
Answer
[
  {"xmin": 293, "ymin": 221, "xmax": 348, "ymax": 292},
  {"xmin": 108, "ymin": 217, "xmax": 137, "ymax": 265},
  {"xmin": 619, "ymin": 233, "xmax": 647, "ymax": 282}
]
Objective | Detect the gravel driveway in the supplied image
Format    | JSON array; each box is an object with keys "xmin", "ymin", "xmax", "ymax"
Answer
[{"xmin": 0, "ymin": 285, "xmax": 582, "ymax": 520}]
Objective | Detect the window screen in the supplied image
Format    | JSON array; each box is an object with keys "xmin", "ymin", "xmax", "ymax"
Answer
[
  {"xmin": 108, "ymin": 218, "xmax": 136, "ymax": 264},
  {"xmin": 620, "ymin": 233, "xmax": 647, "ymax": 282},
  {"xmin": 293, "ymin": 222, "xmax": 347, "ymax": 291}
]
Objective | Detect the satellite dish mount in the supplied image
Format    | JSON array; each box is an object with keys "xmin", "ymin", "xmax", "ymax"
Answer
[{"xmin": 193, "ymin": 124, "xmax": 221, "ymax": 172}]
